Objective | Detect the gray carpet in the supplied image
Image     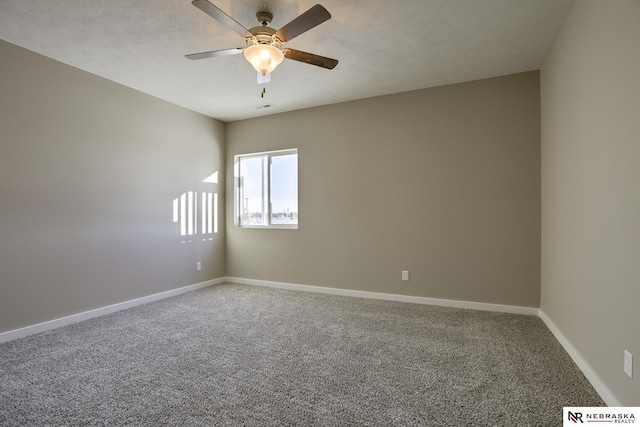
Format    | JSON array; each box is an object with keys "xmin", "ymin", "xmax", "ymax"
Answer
[{"xmin": 0, "ymin": 283, "xmax": 603, "ymax": 426}]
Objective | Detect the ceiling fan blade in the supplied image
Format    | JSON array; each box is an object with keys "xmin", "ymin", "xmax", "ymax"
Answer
[
  {"xmin": 275, "ymin": 4, "xmax": 331, "ymax": 42},
  {"xmin": 191, "ymin": 0, "xmax": 252, "ymax": 38},
  {"xmin": 284, "ymin": 49, "xmax": 338, "ymax": 69},
  {"xmin": 185, "ymin": 48, "xmax": 244, "ymax": 60}
]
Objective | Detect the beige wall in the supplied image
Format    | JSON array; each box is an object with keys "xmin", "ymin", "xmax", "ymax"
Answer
[
  {"xmin": 226, "ymin": 72, "xmax": 541, "ymax": 308},
  {"xmin": 0, "ymin": 40, "xmax": 225, "ymax": 333},
  {"xmin": 541, "ymin": 0, "xmax": 640, "ymax": 405}
]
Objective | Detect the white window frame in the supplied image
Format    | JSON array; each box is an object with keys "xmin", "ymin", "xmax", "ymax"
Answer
[{"xmin": 234, "ymin": 148, "xmax": 298, "ymax": 229}]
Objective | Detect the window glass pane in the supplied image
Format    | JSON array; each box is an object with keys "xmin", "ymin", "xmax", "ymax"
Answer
[
  {"xmin": 240, "ymin": 156, "xmax": 266, "ymax": 226},
  {"xmin": 270, "ymin": 153, "xmax": 298, "ymax": 225}
]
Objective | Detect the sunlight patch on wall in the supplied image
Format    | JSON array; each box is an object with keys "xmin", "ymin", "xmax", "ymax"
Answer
[
  {"xmin": 203, "ymin": 171, "xmax": 218, "ymax": 184},
  {"xmin": 172, "ymin": 171, "xmax": 220, "ymax": 243},
  {"xmin": 173, "ymin": 191, "xmax": 218, "ymax": 242},
  {"xmin": 180, "ymin": 193, "xmax": 186, "ymax": 236}
]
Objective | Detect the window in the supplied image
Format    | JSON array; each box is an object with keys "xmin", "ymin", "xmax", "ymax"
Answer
[{"xmin": 234, "ymin": 149, "xmax": 298, "ymax": 228}]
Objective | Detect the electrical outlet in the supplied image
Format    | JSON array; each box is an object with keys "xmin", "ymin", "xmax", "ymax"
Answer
[
  {"xmin": 401, "ymin": 270, "xmax": 409, "ymax": 281},
  {"xmin": 196, "ymin": 261, "xmax": 202, "ymax": 272},
  {"xmin": 624, "ymin": 350, "xmax": 633, "ymax": 379}
]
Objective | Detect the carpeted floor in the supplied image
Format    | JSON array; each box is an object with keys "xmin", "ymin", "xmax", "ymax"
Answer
[{"xmin": 0, "ymin": 283, "xmax": 603, "ymax": 426}]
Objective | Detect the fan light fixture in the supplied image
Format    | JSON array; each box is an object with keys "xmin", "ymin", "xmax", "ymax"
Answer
[{"xmin": 243, "ymin": 43, "xmax": 284, "ymax": 75}]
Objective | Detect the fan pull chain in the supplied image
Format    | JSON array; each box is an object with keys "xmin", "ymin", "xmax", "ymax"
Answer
[{"xmin": 261, "ymin": 86, "xmax": 266, "ymax": 98}]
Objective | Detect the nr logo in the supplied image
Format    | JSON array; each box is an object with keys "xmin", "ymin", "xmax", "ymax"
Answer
[{"xmin": 568, "ymin": 411, "xmax": 583, "ymax": 423}]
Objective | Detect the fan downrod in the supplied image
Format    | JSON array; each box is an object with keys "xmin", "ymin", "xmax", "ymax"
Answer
[{"xmin": 256, "ymin": 11, "xmax": 273, "ymax": 27}]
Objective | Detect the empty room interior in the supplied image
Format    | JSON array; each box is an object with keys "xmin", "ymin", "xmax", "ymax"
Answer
[{"xmin": 1, "ymin": 0, "xmax": 639, "ymax": 424}]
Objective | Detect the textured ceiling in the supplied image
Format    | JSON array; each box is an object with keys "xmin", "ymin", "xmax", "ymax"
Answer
[{"xmin": 0, "ymin": 0, "xmax": 576, "ymax": 122}]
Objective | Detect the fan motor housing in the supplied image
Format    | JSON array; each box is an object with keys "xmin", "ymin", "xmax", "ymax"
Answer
[{"xmin": 247, "ymin": 26, "xmax": 282, "ymax": 47}]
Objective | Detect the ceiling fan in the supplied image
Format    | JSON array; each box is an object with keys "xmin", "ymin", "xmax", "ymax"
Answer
[{"xmin": 186, "ymin": 0, "xmax": 339, "ymax": 87}]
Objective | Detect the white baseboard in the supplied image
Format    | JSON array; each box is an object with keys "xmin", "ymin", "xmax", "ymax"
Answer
[
  {"xmin": 539, "ymin": 310, "xmax": 621, "ymax": 407},
  {"xmin": 224, "ymin": 277, "xmax": 540, "ymax": 316},
  {"xmin": 0, "ymin": 277, "xmax": 225, "ymax": 343}
]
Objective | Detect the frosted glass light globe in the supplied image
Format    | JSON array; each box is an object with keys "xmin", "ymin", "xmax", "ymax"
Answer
[{"xmin": 244, "ymin": 44, "xmax": 284, "ymax": 75}]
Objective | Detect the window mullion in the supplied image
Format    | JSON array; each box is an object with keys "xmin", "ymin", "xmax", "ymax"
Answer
[
  {"xmin": 267, "ymin": 155, "xmax": 273, "ymax": 225},
  {"xmin": 262, "ymin": 155, "xmax": 269, "ymax": 226},
  {"xmin": 238, "ymin": 159, "xmax": 243, "ymax": 225}
]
